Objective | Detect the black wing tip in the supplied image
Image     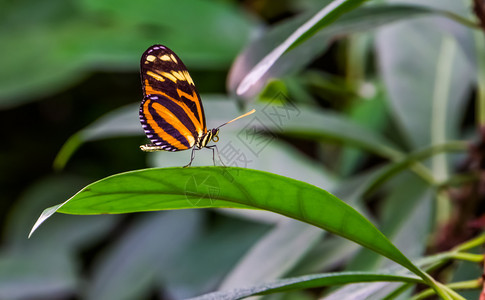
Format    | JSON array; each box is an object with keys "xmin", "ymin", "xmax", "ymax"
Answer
[
  {"xmin": 147, "ymin": 44, "xmax": 167, "ymax": 50},
  {"xmin": 144, "ymin": 44, "xmax": 169, "ymax": 54},
  {"xmin": 141, "ymin": 45, "xmax": 167, "ymax": 61},
  {"xmin": 141, "ymin": 44, "xmax": 175, "ymax": 65}
]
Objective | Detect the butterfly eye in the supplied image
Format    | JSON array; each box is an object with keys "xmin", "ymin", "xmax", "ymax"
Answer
[{"xmin": 212, "ymin": 132, "xmax": 219, "ymax": 142}]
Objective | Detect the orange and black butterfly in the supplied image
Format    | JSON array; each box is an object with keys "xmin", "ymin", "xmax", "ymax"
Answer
[{"xmin": 139, "ymin": 45, "xmax": 255, "ymax": 167}]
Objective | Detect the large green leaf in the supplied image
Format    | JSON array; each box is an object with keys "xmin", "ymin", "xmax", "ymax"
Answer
[{"xmin": 30, "ymin": 167, "xmax": 438, "ymax": 288}]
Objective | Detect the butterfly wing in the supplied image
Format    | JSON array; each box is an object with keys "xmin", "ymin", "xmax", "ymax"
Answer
[
  {"xmin": 139, "ymin": 45, "xmax": 207, "ymax": 151},
  {"xmin": 140, "ymin": 95, "xmax": 198, "ymax": 151}
]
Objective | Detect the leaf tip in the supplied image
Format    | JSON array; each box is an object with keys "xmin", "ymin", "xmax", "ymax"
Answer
[{"xmin": 28, "ymin": 204, "xmax": 63, "ymax": 238}]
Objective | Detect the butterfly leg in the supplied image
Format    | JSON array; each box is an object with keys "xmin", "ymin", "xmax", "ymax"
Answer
[
  {"xmin": 206, "ymin": 145, "xmax": 226, "ymax": 167},
  {"xmin": 184, "ymin": 147, "xmax": 197, "ymax": 168}
]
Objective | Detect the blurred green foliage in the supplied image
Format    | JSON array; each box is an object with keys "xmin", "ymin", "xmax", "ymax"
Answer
[
  {"xmin": 1, "ymin": 0, "xmax": 484, "ymax": 299},
  {"xmin": 0, "ymin": 0, "xmax": 254, "ymax": 107}
]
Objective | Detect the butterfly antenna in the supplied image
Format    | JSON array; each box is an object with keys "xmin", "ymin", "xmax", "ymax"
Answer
[{"xmin": 216, "ymin": 109, "xmax": 255, "ymax": 129}]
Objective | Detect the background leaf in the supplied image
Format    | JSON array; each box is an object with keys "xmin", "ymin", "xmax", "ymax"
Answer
[
  {"xmin": 0, "ymin": 0, "xmax": 255, "ymax": 108},
  {"xmin": 190, "ymin": 271, "xmax": 422, "ymax": 300},
  {"xmin": 376, "ymin": 3, "xmax": 473, "ymax": 149},
  {"xmin": 229, "ymin": 3, "xmax": 443, "ymax": 98},
  {"xmin": 219, "ymin": 220, "xmax": 324, "ymax": 290}
]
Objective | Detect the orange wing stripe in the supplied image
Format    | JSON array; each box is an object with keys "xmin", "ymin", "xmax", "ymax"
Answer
[
  {"xmin": 144, "ymin": 79, "xmax": 161, "ymax": 96},
  {"xmin": 143, "ymin": 100, "xmax": 190, "ymax": 150},
  {"xmin": 151, "ymin": 102, "xmax": 195, "ymax": 147},
  {"xmin": 145, "ymin": 79, "xmax": 204, "ymax": 135},
  {"xmin": 177, "ymin": 89, "xmax": 206, "ymax": 134}
]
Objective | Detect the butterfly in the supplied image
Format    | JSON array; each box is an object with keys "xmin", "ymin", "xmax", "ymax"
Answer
[{"xmin": 139, "ymin": 44, "xmax": 255, "ymax": 167}]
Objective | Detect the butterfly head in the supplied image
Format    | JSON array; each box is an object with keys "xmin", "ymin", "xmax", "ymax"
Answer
[
  {"xmin": 197, "ymin": 128, "xmax": 220, "ymax": 149},
  {"xmin": 211, "ymin": 128, "xmax": 220, "ymax": 143}
]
